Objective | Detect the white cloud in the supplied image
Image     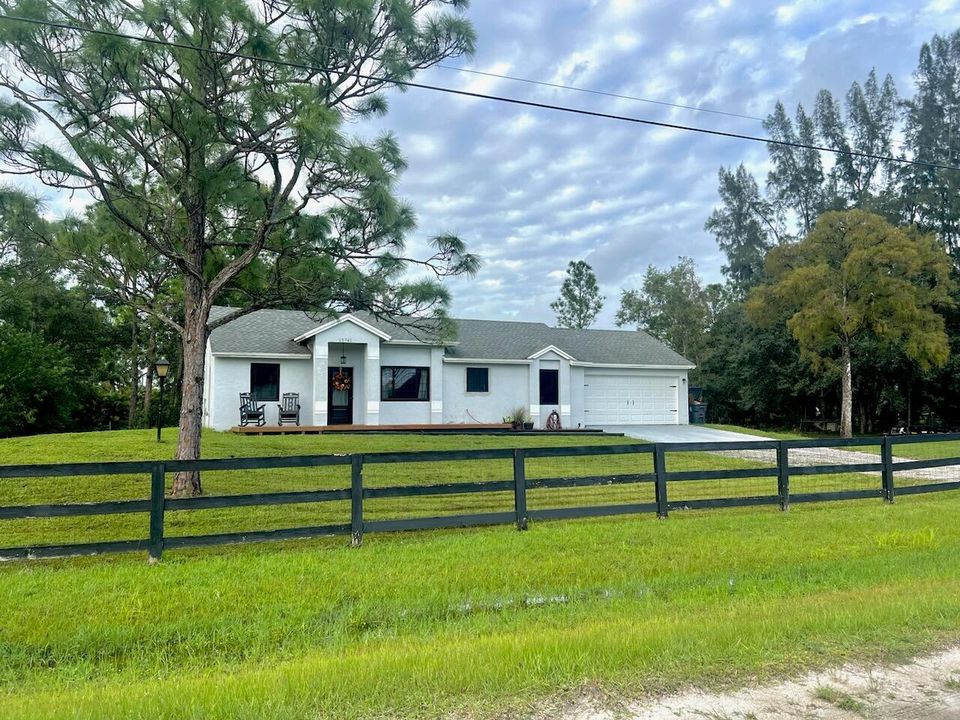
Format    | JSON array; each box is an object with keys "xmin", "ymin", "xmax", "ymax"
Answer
[
  {"xmin": 774, "ymin": 0, "xmax": 823, "ymax": 25},
  {"xmin": 404, "ymin": 134, "xmax": 440, "ymax": 159},
  {"xmin": 612, "ymin": 32, "xmax": 641, "ymax": 51},
  {"xmin": 502, "ymin": 113, "xmax": 538, "ymax": 135},
  {"xmin": 457, "ymin": 61, "xmax": 513, "ymax": 97}
]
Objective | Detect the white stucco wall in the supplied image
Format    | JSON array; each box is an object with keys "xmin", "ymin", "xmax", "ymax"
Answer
[
  {"xmin": 379, "ymin": 344, "xmax": 433, "ymax": 425},
  {"xmin": 206, "ymin": 356, "xmax": 313, "ymax": 430},
  {"xmin": 570, "ymin": 365, "xmax": 586, "ymax": 428},
  {"xmin": 441, "ymin": 362, "xmax": 530, "ymax": 424}
]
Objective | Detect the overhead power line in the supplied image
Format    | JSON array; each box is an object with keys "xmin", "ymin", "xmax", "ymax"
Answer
[
  {"xmin": 431, "ymin": 64, "xmax": 767, "ymax": 123},
  {"xmin": 0, "ymin": 13, "xmax": 957, "ymax": 173}
]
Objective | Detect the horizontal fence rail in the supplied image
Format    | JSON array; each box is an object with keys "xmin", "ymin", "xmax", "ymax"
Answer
[{"xmin": 1, "ymin": 434, "xmax": 960, "ymax": 561}]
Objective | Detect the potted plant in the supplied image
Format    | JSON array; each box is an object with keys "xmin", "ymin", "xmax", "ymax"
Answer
[{"xmin": 509, "ymin": 406, "xmax": 533, "ymax": 431}]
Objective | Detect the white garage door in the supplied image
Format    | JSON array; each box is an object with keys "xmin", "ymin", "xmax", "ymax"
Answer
[{"xmin": 583, "ymin": 373, "xmax": 679, "ymax": 425}]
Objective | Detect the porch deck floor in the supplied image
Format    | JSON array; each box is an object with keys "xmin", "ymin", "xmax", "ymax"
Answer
[{"xmin": 230, "ymin": 423, "xmax": 512, "ymax": 435}]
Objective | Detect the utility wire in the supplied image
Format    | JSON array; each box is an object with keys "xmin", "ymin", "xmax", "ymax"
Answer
[
  {"xmin": 0, "ymin": 13, "xmax": 958, "ymax": 172},
  {"xmin": 431, "ymin": 64, "xmax": 767, "ymax": 123}
]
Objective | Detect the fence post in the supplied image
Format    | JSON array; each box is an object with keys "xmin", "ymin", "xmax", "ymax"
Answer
[
  {"xmin": 654, "ymin": 445, "xmax": 668, "ymax": 518},
  {"xmin": 881, "ymin": 435, "xmax": 895, "ymax": 503},
  {"xmin": 351, "ymin": 454, "xmax": 364, "ymax": 546},
  {"xmin": 513, "ymin": 448, "xmax": 528, "ymax": 530},
  {"xmin": 777, "ymin": 442, "xmax": 790, "ymax": 511},
  {"xmin": 148, "ymin": 462, "xmax": 165, "ymax": 563}
]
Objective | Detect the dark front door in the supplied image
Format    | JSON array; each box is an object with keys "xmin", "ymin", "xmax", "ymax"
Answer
[{"xmin": 328, "ymin": 367, "xmax": 354, "ymax": 425}]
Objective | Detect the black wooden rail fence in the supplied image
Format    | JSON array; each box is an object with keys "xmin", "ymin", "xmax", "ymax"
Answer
[{"xmin": 2, "ymin": 433, "xmax": 960, "ymax": 561}]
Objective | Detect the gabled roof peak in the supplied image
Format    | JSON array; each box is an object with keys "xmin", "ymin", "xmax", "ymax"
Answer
[
  {"xmin": 527, "ymin": 345, "xmax": 576, "ymax": 361},
  {"xmin": 292, "ymin": 314, "xmax": 392, "ymax": 343}
]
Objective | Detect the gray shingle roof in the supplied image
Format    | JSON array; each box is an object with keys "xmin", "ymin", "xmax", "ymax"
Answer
[
  {"xmin": 208, "ymin": 307, "xmax": 693, "ymax": 367},
  {"xmin": 445, "ymin": 319, "xmax": 693, "ymax": 366},
  {"xmin": 208, "ymin": 307, "xmax": 437, "ymax": 355}
]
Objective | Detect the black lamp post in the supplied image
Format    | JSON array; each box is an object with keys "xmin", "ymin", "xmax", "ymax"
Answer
[{"xmin": 155, "ymin": 358, "xmax": 170, "ymax": 442}]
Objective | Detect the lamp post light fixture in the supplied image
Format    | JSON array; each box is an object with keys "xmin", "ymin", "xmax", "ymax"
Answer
[{"xmin": 155, "ymin": 357, "xmax": 170, "ymax": 442}]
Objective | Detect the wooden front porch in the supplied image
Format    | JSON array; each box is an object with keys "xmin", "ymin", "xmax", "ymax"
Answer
[{"xmin": 231, "ymin": 423, "xmax": 512, "ymax": 435}]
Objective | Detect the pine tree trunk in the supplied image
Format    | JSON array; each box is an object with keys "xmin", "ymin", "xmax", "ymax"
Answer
[
  {"xmin": 143, "ymin": 324, "xmax": 156, "ymax": 421},
  {"xmin": 171, "ymin": 285, "xmax": 209, "ymax": 497},
  {"xmin": 840, "ymin": 341, "xmax": 853, "ymax": 438},
  {"xmin": 143, "ymin": 365, "xmax": 153, "ymax": 421},
  {"xmin": 127, "ymin": 315, "xmax": 139, "ymax": 428},
  {"xmin": 906, "ymin": 382, "xmax": 912, "ymax": 432}
]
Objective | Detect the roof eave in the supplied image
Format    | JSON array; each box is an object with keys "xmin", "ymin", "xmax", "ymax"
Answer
[{"xmin": 571, "ymin": 361, "xmax": 696, "ymax": 370}]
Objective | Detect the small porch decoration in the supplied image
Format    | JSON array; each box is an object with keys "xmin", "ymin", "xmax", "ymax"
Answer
[
  {"xmin": 331, "ymin": 370, "xmax": 351, "ymax": 392},
  {"xmin": 545, "ymin": 409, "xmax": 562, "ymax": 431}
]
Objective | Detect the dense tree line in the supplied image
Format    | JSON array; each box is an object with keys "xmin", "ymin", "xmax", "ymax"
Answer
[
  {"xmin": 0, "ymin": 192, "xmax": 181, "ymax": 437},
  {"xmin": 619, "ymin": 29, "xmax": 960, "ymax": 435}
]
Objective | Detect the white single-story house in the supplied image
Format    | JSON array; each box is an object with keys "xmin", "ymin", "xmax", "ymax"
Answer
[{"xmin": 203, "ymin": 307, "xmax": 695, "ymax": 430}]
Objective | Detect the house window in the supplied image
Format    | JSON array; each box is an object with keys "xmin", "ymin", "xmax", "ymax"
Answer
[
  {"xmin": 466, "ymin": 367, "xmax": 489, "ymax": 393},
  {"xmin": 539, "ymin": 368, "xmax": 559, "ymax": 405},
  {"xmin": 250, "ymin": 363, "xmax": 280, "ymax": 402},
  {"xmin": 381, "ymin": 366, "xmax": 430, "ymax": 401}
]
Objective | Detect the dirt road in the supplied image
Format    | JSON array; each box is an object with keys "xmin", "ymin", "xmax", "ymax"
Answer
[{"xmin": 539, "ymin": 646, "xmax": 960, "ymax": 720}]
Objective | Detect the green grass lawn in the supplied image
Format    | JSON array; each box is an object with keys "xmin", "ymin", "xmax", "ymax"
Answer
[
  {"xmin": 705, "ymin": 423, "xmax": 808, "ymax": 440},
  {"xmin": 2, "ymin": 429, "xmax": 960, "ymax": 719}
]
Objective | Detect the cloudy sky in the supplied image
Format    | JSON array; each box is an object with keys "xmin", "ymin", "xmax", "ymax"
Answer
[{"xmin": 355, "ymin": 0, "xmax": 960, "ymax": 327}]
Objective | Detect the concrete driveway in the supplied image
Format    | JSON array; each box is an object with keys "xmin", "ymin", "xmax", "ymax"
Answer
[
  {"xmin": 598, "ymin": 425, "xmax": 960, "ymax": 484},
  {"xmin": 597, "ymin": 424, "xmax": 770, "ymax": 443}
]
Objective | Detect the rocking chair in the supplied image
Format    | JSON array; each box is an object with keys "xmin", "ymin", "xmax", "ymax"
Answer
[
  {"xmin": 239, "ymin": 392, "xmax": 266, "ymax": 427},
  {"xmin": 278, "ymin": 393, "xmax": 301, "ymax": 426}
]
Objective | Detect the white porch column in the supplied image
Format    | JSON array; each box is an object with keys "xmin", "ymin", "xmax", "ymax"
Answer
[
  {"xmin": 430, "ymin": 346, "xmax": 443, "ymax": 424},
  {"xmin": 559, "ymin": 359, "xmax": 572, "ymax": 428},
  {"xmin": 365, "ymin": 342, "xmax": 380, "ymax": 426},
  {"xmin": 313, "ymin": 340, "xmax": 328, "ymax": 426},
  {"xmin": 528, "ymin": 358, "xmax": 540, "ymax": 428}
]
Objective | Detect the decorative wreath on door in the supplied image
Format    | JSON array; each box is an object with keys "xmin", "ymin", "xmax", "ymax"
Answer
[{"xmin": 331, "ymin": 371, "xmax": 351, "ymax": 391}]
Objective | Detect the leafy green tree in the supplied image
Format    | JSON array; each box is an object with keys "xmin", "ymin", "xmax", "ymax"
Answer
[
  {"xmin": 699, "ymin": 302, "xmax": 828, "ymax": 427},
  {"xmin": 704, "ymin": 165, "xmax": 778, "ymax": 295},
  {"xmin": 0, "ymin": 0, "xmax": 477, "ymax": 494},
  {"xmin": 0, "ymin": 326, "xmax": 76, "ymax": 436},
  {"xmin": 615, "ymin": 257, "xmax": 720, "ymax": 374},
  {"xmin": 550, "ymin": 260, "xmax": 604, "ymax": 329},
  {"xmin": 0, "ymin": 190, "xmax": 122, "ymax": 393},
  {"xmin": 0, "ymin": 190, "xmax": 55, "ymax": 303},
  {"xmin": 747, "ymin": 210, "xmax": 953, "ymax": 437}
]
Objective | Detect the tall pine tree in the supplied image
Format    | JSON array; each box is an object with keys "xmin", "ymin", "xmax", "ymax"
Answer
[{"xmin": 550, "ymin": 260, "xmax": 604, "ymax": 329}]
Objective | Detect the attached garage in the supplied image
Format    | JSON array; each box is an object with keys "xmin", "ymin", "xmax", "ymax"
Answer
[{"xmin": 582, "ymin": 371, "xmax": 681, "ymax": 425}]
